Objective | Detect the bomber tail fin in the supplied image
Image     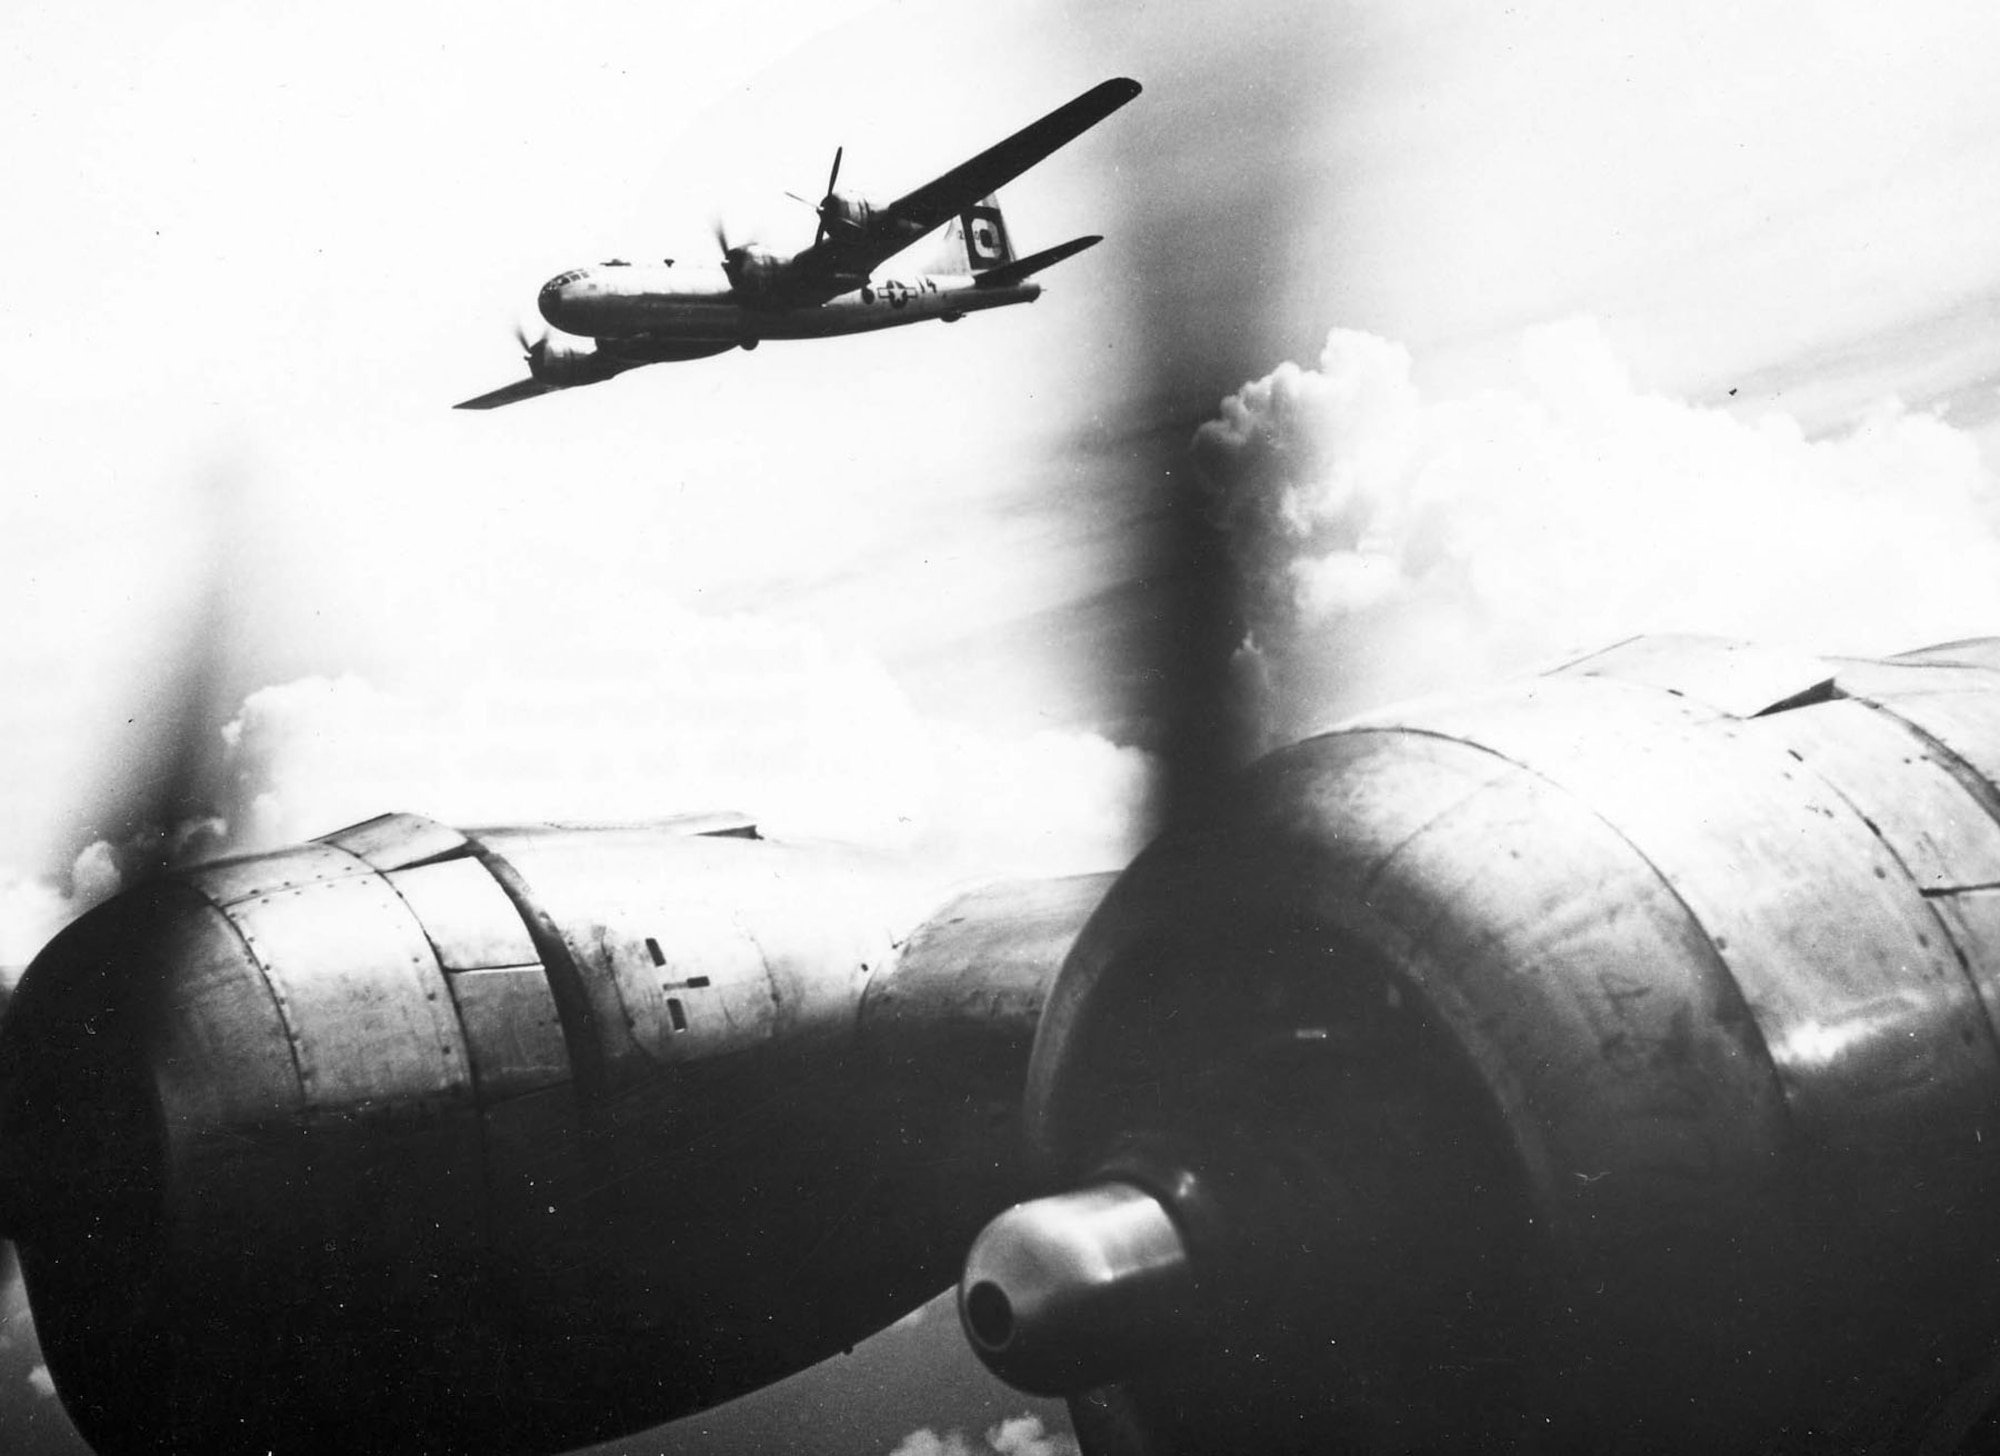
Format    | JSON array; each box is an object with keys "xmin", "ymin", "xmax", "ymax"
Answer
[
  {"xmin": 972, "ymin": 235, "xmax": 1101, "ymax": 288},
  {"xmin": 957, "ymin": 195, "xmax": 1015, "ymax": 272},
  {"xmin": 906, "ymin": 194, "xmax": 1018, "ymax": 277}
]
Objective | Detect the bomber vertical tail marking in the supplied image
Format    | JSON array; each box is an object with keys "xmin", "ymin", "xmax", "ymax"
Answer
[{"xmin": 961, "ymin": 196, "xmax": 1015, "ymax": 272}]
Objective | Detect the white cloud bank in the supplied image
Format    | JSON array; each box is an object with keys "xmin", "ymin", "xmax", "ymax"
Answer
[
  {"xmin": 1194, "ymin": 319, "xmax": 2000, "ymax": 748},
  {"xmin": 34, "ymin": 320, "xmax": 1996, "ymax": 972},
  {"xmin": 0, "ymin": 840, "xmax": 134, "ymax": 983},
  {"xmin": 0, "ymin": 607, "xmax": 1155, "ymax": 981},
  {"xmin": 888, "ymin": 1413, "xmax": 1079, "ymax": 1456},
  {"xmin": 214, "ymin": 606, "xmax": 1153, "ymax": 875}
]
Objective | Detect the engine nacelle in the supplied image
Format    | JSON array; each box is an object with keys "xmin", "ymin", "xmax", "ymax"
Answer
[
  {"xmin": 721, "ymin": 243, "xmax": 789, "ymax": 306},
  {"xmin": 530, "ymin": 331, "xmax": 624, "ymax": 389},
  {"xmin": 963, "ymin": 636, "xmax": 2000, "ymax": 1454},
  {"xmin": 817, "ymin": 190, "xmax": 875, "ymax": 244},
  {"xmin": 0, "ymin": 811, "xmax": 1110, "ymax": 1456}
]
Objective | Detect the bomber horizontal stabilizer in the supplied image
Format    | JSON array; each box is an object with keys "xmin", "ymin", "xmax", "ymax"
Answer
[
  {"xmin": 453, "ymin": 378, "xmax": 552, "ymax": 410},
  {"xmin": 973, "ymin": 235, "xmax": 1102, "ymax": 288}
]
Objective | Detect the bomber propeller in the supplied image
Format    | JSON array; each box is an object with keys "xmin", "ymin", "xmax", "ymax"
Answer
[
  {"xmin": 711, "ymin": 218, "xmax": 749, "ymax": 288},
  {"xmin": 811, "ymin": 145, "xmax": 844, "ymax": 246},
  {"xmin": 514, "ymin": 321, "xmax": 549, "ymax": 378},
  {"xmin": 0, "ymin": 480, "xmax": 242, "ymax": 1351}
]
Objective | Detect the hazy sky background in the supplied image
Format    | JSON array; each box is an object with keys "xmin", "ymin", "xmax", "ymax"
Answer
[{"xmin": 10, "ymin": 1, "xmax": 2000, "ymax": 1452}]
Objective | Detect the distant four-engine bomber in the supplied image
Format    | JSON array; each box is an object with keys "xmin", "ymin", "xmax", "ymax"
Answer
[{"xmin": 455, "ymin": 77, "xmax": 1142, "ymax": 409}]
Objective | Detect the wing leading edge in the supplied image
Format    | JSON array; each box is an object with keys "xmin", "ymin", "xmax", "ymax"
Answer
[{"xmin": 453, "ymin": 378, "xmax": 553, "ymax": 410}]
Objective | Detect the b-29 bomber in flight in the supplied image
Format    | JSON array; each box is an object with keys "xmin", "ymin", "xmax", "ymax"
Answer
[{"xmin": 455, "ymin": 77, "xmax": 1141, "ymax": 409}]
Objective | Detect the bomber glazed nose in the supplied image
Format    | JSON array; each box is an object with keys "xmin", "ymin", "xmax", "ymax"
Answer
[{"xmin": 538, "ymin": 268, "xmax": 587, "ymax": 329}]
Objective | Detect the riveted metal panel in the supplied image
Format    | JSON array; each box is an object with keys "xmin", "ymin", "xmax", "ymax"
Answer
[
  {"xmin": 479, "ymin": 829, "xmax": 778, "ymax": 1079},
  {"xmin": 1363, "ymin": 758, "xmax": 1789, "ymax": 1212},
  {"xmin": 1828, "ymin": 658, "xmax": 2000, "ymax": 705},
  {"xmin": 387, "ymin": 858, "xmax": 540, "ymax": 971},
  {"xmin": 862, "ymin": 874, "xmax": 1115, "ymax": 1044},
  {"xmin": 318, "ymin": 812, "xmax": 469, "ymax": 870},
  {"xmin": 448, "ymin": 966, "xmax": 570, "ymax": 1100},
  {"xmin": 654, "ymin": 811, "xmax": 758, "ymax": 837},
  {"xmin": 472, "ymin": 811, "xmax": 757, "ymax": 839},
  {"xmin": 1889, "ymin": 638, "xmax": 2000, "ymax": 671},
  {"xmin": 1863, "ymin": 692, "xmax": 2000, "ymax": 808},
  {"xmin": 1030, "ymin": 725, "xmax": 1813, "ymax": 1454},
  {"xmin": 1387, "ymin": 676, "xmax": 2000, "ymax": 1156},
  {"xmin": 1041, "ymin": 727, "xmax": 1791, "ymax": 1216},
  {"xmin": 1551, "ymin": 634, "xmax": 1832, "ymax": 717},
  {"xmin": 189, "ymin": 841, "xmax": 369, "ymax": 908},
  {"xmin": 1927, "ymin": 889, "xmax": 2000, "ymax": 1029},
  {"xmin": 216, "ymin": 873, "xmax": 473, "ymax": 1112},
  {"xmin": 1276, "ymin": 748, "xmax": 1797, "ymax": 1409},
  {"xmin": 729, "ymin": 847, "xmax": 901, "ymax": 1044},
  {"xmin": 1745, "ymin": 697, "xmax": 2000, "ymax": 892},
  {"xmin": 147, "ymin": 894, "xmax": 304, "ymax": 1130},
  {"xmin": 476, "ymin": 828, "xmax": 901, "ymax": 1091}
]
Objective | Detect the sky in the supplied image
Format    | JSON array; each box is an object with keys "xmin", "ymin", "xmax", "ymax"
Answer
[{"xmin": 10, "ymin": 0, "xmax": 2000, "ymax": 1452}]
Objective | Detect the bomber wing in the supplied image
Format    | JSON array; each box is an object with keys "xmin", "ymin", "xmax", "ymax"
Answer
[
  {"xmin": 453, "ymin": 378, "xmax": 553, "ymax": 410},
  {"xmin": 784, "ymin": 77, "xmax": 1140, "ymax": 304}
]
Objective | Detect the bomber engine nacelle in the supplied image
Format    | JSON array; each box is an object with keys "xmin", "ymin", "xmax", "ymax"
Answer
[
  {"xmin": 528, "ymin": 330, "xmax": 624, "ymax": 389},
  {"xmin": 0, "ymin": 811, "xmax": 1111, "ymax": 1456},
  {"xmin": 817, "ymin": 190, "xmax": 875, "ymax": 243},
  {"xmin": 961, "ymin": 636, "xmax": 2000, "ymax": 1455},
  {"xmin": 720, "ymin": 243, "xmax": 790, "ymax": 305},
  {"xmin": 817, "ymin": 190, "xmax": 932, "ymax": 258}
]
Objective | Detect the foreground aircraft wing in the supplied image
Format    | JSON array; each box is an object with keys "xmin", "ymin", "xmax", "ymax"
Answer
[
  {"xmin": 786, "ymin": 77, "xmax": 1140, "ymax": 302},
  {"xmin": 453, "ymin": 378, "xmax": 554, "ymax": 410}
]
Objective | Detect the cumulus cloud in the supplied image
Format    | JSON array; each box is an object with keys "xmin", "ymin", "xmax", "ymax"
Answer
[
  {"xmin": 1194, "ymin": 319, "xmax": 2000, "ymax": 747},
  {"xmin": 887, "ymin": 1415, "xmax": 1078, "ymax": 1456},
  {"xmin": 2, "ymin": 608, "xmax": 1152, "ymax": 980},
  {"xmin": 0, "ymin": 832, "xmax": 191, "ymax": 986},
  {"xmin": 986, "ymin": 1414, "xmax": 1081, "ymax": 1456},
  {"xmin": 0, "ymin": 873, "xmax": 70, "ymax": 981},
  {"xmin": 25, "ymin": 1365, "xmax": 53, "ymax": 1399},
  {"xmin": 888, "ymin": 1430, "xmax": 978, "ymax": 1456},
  {"xmin": 215, "ymin": 608, "xmax": 1153, "ymax": 880}
]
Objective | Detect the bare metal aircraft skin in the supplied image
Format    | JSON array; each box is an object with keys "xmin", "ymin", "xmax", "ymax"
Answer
[
  {"xmin": 454, "ymin": 78, "xmax": 1140, "ymax": 409},
  {"xmin": 18, "ymin": 636, "xmax": 2000, "ymax": 1454}
]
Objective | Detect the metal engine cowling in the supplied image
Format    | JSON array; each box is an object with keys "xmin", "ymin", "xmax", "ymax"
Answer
[
  {"xmin": 964, "ymin": 637, "xmax": 2000, "ymax": 1455},
  {"xmin": 0, "ymin": 811, "xmax": 1105, "ymax": 1455}
]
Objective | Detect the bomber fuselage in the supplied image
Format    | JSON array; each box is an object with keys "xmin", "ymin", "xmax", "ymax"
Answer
[{"xmin": 537, "ymin": 262, "xmax": 1040, "ymax": 346}]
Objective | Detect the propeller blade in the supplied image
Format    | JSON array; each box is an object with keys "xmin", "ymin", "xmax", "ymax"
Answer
[
  {"xmin": 62, "ymin": 480, "xmax": 242, "ymax": 888},
  {"xmin": 0, "ymin": 466, "xmax": 245, "ymax": 1311},
  {"xmin": 811, "ymin": 145, "xmax": 846, "ymax": 249}
]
